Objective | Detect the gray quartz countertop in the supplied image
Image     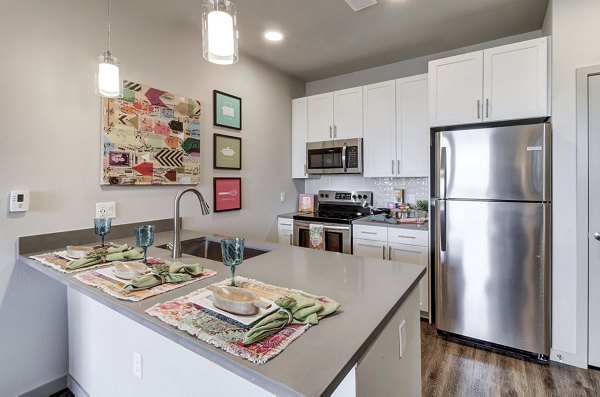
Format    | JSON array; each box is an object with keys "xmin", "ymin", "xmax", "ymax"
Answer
[
  {"xmin": 354, "ymin": 215, "xmax": 429, "ymax": 231},
  {"xmin": 277, "ymin": 211, "xmax": 302, "ymax": 219},
  {"xmin": 19, "ymin": 229, "xmax": 425, "ymax": 397}
]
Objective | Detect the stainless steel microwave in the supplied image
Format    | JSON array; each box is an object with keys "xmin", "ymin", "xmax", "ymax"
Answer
[{"xmin": 306, "ymin": 138, "xmax": 363, "ymax": 175}]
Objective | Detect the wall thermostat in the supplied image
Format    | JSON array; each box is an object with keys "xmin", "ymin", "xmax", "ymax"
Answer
[{"xmin": 9, "ymin": 190, "xmax": 29, "ymax": 212}]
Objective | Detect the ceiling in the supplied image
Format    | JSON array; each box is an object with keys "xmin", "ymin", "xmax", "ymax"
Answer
[{"xmin": 175, "ymin": 0, "xmax": 550, "ymax": 82}]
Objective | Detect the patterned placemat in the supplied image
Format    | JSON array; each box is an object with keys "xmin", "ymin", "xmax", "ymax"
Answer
[
  {"xmin": 29, "ymin": 250, "xmax": 164, "ymax": 274},
  {"xmin": 146, "ymin": 277, "xmax": 339, "ymax": 364},
  {"xmin": 74, "ymin": 266, "xmax": 218, "ymax": 302}
]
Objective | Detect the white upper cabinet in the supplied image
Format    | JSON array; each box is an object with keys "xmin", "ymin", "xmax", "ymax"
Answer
[
  {"xmin": 334, "ymin": 87, "xmax": 363, "ymax": 140},
  {"xmin": 363, "ymin": 80, "xmax": 396, "ymax": 177},
  {"xmin": 396, "ymin": 74, "xmax": 429, "ymax": 177},
  {"xmin": 428, "ymin": 37, "xmax": 550, "ymax": 127},
  {"xmin": 483, "ymin": 37, "xmax": 549, "ymax": 122},
  {"xmin": 292, "ymin": 97, "xmax": 309, "ymax": 179},
  {"xmin": 428, "ymin": 51, "xmax": 484, "ymax": 127},
  {"xmin": 307, "ymin": 92, "xmax": 334, "ymax": 142}
]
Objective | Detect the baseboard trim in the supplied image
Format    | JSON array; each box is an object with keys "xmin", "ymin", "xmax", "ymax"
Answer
[
  {"xmin": 67, "ymin": 375, "xmax": 89, "ymax": 397},
  {"xmin": 18, "ymin": 375, "xmax": 67, "ymax": 397}
]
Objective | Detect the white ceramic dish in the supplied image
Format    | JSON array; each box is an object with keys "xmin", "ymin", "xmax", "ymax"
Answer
[
  {"xmin": 113, "ymin": 261, "xmax": 148, "ymax": 280},
  {"xmin": 54, "ymin": 250, "xmax": 79, "ymax": 261},
  {"xmin": 66, "ymin": 245, "xmax": 93, "ymax": 258},
  {"xmin": 188, "ymin": 290, "xmax": 278, "ymax": 326}
]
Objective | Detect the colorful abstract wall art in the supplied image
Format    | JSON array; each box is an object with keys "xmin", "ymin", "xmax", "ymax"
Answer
[{"xmin": 101, "ymin": 80, "xmax": 202, "ymax": 185}]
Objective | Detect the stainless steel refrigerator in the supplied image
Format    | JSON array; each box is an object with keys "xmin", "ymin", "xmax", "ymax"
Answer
[{"xmin": 433, "ymin": 122, "xmax": 551, "ymax": 358}]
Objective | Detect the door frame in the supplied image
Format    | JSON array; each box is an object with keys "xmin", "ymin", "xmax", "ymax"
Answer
[{"xmin": 575, "ymin": 65, "xmax": 600, "ymax": 367}]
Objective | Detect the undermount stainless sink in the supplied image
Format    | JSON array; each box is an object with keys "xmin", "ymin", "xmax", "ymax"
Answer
[{"xmin": 157, "ymin": 236, "xmax": 270, "ymax": 262}]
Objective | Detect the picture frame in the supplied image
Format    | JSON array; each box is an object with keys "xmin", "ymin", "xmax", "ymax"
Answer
[
  {"xmin": 213, "ymin": 177, "xmax": 242, "ymax": 212},
  {"xmin": 213, "ymin": 90, "xmax": 242, "ymax": 130},
  {"xmin": 213, "ymin": 133, "xmax": 242, "ymax": 170}
]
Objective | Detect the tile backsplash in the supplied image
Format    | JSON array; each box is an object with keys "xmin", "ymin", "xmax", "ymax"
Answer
[{"xmin": 304, "ymin": 176, "xmax": 429, "ymax": 207}]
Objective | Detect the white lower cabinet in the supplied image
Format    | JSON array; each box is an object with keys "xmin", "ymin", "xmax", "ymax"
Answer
[
  {"xmin": 353, "ymin": 225, "xmax": 430, "ymax": 319},
  {"xmin": 277, "ymin": 218, "xmax": 294, "ymax": 246}
]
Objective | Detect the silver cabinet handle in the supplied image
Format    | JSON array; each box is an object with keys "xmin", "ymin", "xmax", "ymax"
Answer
[
  {"xmin": 397, "ymin": 159, "xmax": 400, "ymax": 174},
  {"xmin": 391, "ymin": 160, "xmax": 395, "ymax": 174},
  {"xmin": 382, "ymin": 245, "xmax": 386, "ymax": 260},
  {"xmin": 595, "ymin": 232, "xmax": 600, "ymax": 241},
  {"xmin": 388, "ymin": 246, "xmax": 392, "ymax": 261},
  {"xmin": 477, "ymin": 100, "xmax": 481, "ymax": 119},
  {"xmin": 360, "ymin": 231, "xmax": 377, "ymax": 235},
  {"xmin": 329, "ymin": 126, "xmax": 332, "ymax": 139},
  {"xmin": 280, "ymin": 222, "xmax": 292, "ymax": 226},
  {"xmin": 304, "ymin": 164, "xmax": 307, "ymax": 176},
  {"xmin": 289, "ymin": 234, "xmax": 293, "ymax": 245},
  {"xmin": 395, "ymin": 235, "xmax": 416, "ymax": 239},
  {"xmin": 334, "ymin": 125, "xmax": 337, "ymax": 138},
  {"xmin": 486, "ymin": 98, "xmax": 489, "ymax": 118}
]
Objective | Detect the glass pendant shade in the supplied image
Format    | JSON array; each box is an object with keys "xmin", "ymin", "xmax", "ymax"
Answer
[
  {"xmin": 202, "ymin": 0, "xmax": 239, "ymax": 65},
  {"xmin": 96, "ymin": 52, "xmax": 122, "ymax": 98}
]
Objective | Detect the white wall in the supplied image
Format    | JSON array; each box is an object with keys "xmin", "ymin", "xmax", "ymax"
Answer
[
  {"xmin": 306, "ymin": 31, "xmax": 542, "ymax": 96},
  {"xmin": 547, "ymin": 0, "xmax": 600, "ymax": 368},
  {"xmin": 0, "ymin": 0, "xmax": 304, "ymax": 394}
]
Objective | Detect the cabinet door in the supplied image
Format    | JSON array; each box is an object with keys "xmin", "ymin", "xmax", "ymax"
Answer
[
  {"xmin": 292, "ymin": 98, "xmax": 309, "ymax": 178},
  {"xmin": 334, "ymin": 87, "xmax": 363, "ymax": 139},
  {"xmin": 388, "ymin": 242, "xmax": 429, "ymax": 315},
  {"xmin": 307, "ymin": 92, "xmax": 334, "ymax": 142},
  {"xmin": 483, "ymin": 37, "xmax": 549, "ymax": 122},
  {"xmin": 363, "ymin": 80, "xmax": 396, "ymax": 177},
  {"xmin": 353, "ymin": 238, "xmax": 387, "ymax": 260},
  {"xmin": 396, "ymin": 74, "xmax": 429, "ymax": 177},
  {"xmin": 277, "ymin": 218, "xmax": 294, "ymax": 245},
  {"xmin": 428, "ymin": 51, "xmax": 483, "ymax": 127}
]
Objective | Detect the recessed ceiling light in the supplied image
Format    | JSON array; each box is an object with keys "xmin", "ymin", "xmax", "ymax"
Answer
[{"xmin": 264, "ymin": 31, "xmax": 284, "ymax": 42}]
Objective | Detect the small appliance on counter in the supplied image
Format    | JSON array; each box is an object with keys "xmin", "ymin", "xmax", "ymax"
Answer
[
  {"xmin": 306, "ymin": 138, "xmax": 363, "ymax": 175},
  {"xmin": 293, "ymin": 190, "xmax": 373, "ymax": 254}
]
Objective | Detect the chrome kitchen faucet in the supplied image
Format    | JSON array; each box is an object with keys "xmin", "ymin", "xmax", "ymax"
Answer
[{"xmin": 172, "ymin": 187, "xmax": 210, "ymax": 258}]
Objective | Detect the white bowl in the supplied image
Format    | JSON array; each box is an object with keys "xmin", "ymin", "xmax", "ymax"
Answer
[{"xmin": 113, "ymin": 261, "xmax": 148, "ymax": 280}]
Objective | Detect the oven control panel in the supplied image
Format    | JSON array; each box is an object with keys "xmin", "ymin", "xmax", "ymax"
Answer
[{"xmin": 318, "ymin": 190, "xmax": 373, "ymax": 205}]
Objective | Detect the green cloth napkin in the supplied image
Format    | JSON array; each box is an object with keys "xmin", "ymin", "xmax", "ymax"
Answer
[
  {"xmin": 123, "ymin": 263, "xmax": 204, "ymax": 291},
  {"xmin": 243, "ymin": 293, "xmax": 341, "ymax": 345},
  {"xmin": 66, "ymin": 244, "xmax": 143, "ymax": 270}
]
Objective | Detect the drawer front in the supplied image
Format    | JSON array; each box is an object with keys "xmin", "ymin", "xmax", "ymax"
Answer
[
  {"xmin": 278, "ymin": 218, "xmax": 294, "ymax": 230},
  {"xmin": 353, "ymin": 224, "xmax": 387, "ymax": 241},
  {"xmin": 387, "ymin": 228, "xmax": 428, "ymax": 246}
]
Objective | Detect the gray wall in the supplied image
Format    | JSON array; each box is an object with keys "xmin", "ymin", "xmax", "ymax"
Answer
[
  {"xmin": 0, "ymin": 0, "xmax": 304, "ymax": 395},
  {"xmin": 306, "ymin": 31, "xmax": 542, "ymax": 95}
]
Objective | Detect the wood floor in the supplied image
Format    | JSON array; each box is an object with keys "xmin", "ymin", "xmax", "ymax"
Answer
[{"xmin": 421, "ymin": 322, "xmax": 600, "ymax": 397}]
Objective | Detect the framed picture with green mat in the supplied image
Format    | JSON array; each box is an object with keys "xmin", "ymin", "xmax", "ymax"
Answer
[{"xmin": 213, "ymin": 133, "xmax": 242, "ymax": 170}]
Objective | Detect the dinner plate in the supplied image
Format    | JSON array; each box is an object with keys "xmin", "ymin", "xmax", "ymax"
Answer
[{"xmin": 188, "ymin": 290, "xmax": 278, "ymax": 326}]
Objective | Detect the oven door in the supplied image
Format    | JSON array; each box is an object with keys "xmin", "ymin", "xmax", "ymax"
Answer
[{"xmin": 293, "ymin": 220, "xmax": 351, "ymax": 254}]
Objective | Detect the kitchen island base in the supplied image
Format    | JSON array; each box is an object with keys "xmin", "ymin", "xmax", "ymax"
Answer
[{"xmin": 68, "ymin": 287, "xmax": 420, "ymax": 397}]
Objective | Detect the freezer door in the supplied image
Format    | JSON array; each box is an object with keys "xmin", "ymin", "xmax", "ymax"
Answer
[
  {"xmin": 435, "ymin": 123, "xmax": 551, "ymax": 201},
  {"xmin": 435, "ymin": 200, "xmax": 551, "ymax": 355}
]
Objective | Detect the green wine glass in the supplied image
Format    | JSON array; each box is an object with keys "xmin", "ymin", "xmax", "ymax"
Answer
[
  {"xmin": 94, "ymin": 218, "xmax": 112, "ymax": 248},
  {"xmin": 221, "ymin": 237, "xmax": 244, "ymax": 287},
  {"xmin": 134, "ymin": 225, "xmax": 155, "ymax": 264}
]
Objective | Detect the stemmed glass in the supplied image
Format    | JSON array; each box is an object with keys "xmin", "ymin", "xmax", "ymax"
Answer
[
  {"xmin": 94, "ymin": 218, "xmax": 112, "ymax": 248},
  {"xmin": 221, "ymin": 237, "xmax": 244, "ymax": 287},
  {"xmin": 134, "ymin": 225, "xmax": 155, "ymax": 264}
]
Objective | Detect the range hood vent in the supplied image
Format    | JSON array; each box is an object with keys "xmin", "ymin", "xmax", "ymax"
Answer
[{"xmin": 344, "ymin": 0, "xmax": 378, "ymax": 12}]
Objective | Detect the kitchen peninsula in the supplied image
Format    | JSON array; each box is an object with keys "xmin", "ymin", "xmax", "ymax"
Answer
[{"xmin": 19, "ymin": 226, "xmax": 425, "ymax": 397}]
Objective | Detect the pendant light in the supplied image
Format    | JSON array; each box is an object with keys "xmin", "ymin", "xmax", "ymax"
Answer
[
  {"xmin": 202, "ymin": 0, "xmax": 239, "ymax": 65},
  {"xmin": 96, "ymin": 0, "xmax": 122, "ymax": 97}
]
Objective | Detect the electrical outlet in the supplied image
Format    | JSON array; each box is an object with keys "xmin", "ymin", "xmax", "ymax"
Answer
[
  {"xmin": 96, "ymin": 202, "xmax": 116, "ymax": 218},
  {"xmin": 133, "ymin": 351, "xmax": 142, "ymax": 379}
]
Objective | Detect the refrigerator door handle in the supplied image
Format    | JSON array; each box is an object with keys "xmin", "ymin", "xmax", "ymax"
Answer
[
  {"xmin": 440, "ymin": 147, "xmax": 447, "ymax": 200},
  {"xmin": 440, "ymin": 200, "xmax": 447, "ymax": 252}
]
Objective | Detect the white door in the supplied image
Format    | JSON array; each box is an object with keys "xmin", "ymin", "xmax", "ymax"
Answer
[
  {"xmin": 396, "ymin": 74, "xmax": 429, "ymax": 177},
  {"xmin": 334, "ymin": 87, "xmax": 363, "ymax": 140},
  {"xmin": 388, "ymin": 242, "xmax": 429, "ymax": 315},
  {"xmin": 589, "ymin": 74, "xmax": 600, "ymax": 367},
  {"xmin": 353, "ymin": 238, "xmax": 387, "ymax": 260},
  {"xmin": 292, "ymin": 98, "xmax": 308, "ymax": 178},
  {"xmin": 484, "ymin": 37, "xmax": 549, "ymax": 122},
  {"xmin": 363, "ymin": 80, "xmax": 396, "ymax": 177},
  {"xmin": 307, "ymin": 92, "xmax": 334, "ymax": 142},
  {"xmin": 428, "ymin": 51, "xmax": 483, "ymax": 127}
]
